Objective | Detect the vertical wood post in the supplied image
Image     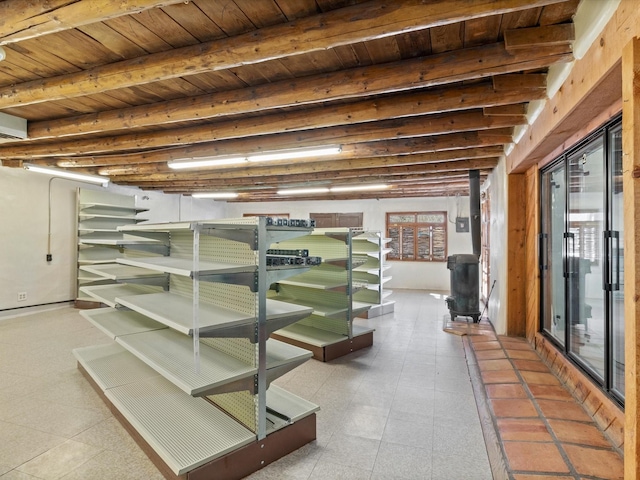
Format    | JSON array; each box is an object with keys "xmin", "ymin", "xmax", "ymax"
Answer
[
  {"xmin": 507, "ymin": 173, "xmax": 526, "ymax": 336},
  {"xmin": 622, "ymin": 36, "xmax": 640, "ymax": 479}
]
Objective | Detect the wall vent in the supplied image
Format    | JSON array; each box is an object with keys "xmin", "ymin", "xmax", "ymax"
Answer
[{"xmin": 0, "ymin": 112, "xmax": 27, "ymax": 140}]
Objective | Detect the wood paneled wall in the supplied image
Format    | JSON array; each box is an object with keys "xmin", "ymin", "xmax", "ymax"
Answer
[
  {"xmin": 506, "ymin": 173, "xmax": 526, "ymax": 336},
  {"xmin": 622, "ymin": 35, "xmax": 640, "ymax": 480},
  {"xmin": 524, "ymin": 166, "xmax": 540, "ymax": 343}
]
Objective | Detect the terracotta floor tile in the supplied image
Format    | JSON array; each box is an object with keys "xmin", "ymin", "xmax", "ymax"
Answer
[
  {"xmin": 475, "ymin": 349, "xmax": 507, "ymax": 360},
  {"xmin": 499, "ymin": 340, "xmax": 533, "ymax": 351},
  {"xmin": 563, "ymin": 444, "xmax": 623, "ymax": 479},
  {"xmin": 536, "ymin": 399, "xmax": 592, "ymax": 423},
  {"xmin": 528, "ymin": 385, "xmax": 574, "ymax": 402},
  {"xmin": 473, "ymin": 340, "xmax": 503, "ymax": 351},
  {"xmin": 547, "ymin": 419, "xmax": 612, "ymax": 448},
  {"xmin": 478, "ymin": 359, "xmax": 514, "ymax": 371},
  {"xmin": 491, "ymin": 398, "xmax": 538, "ymax": 418},
  {"xmin": 497, "ymin": 418, "xmax": 553, "ymax": 442},
  {"xmin": 506, "ymin": 349, "xmax": 542, "ymax": 360},
  {"xmin": 481, "ymin": 369, "xmax": 520, "ymax": 384},
  {"xmin": 486, "ymin": 383, "xmax": 528, "ymax": 399},
  {"xmin": 503, "ymin": 442, "xmax": 569, "ymax": 473},
  {"xmin": 470, "ymin": 332, "xmax": 497, "ymax": 342},
  {"xmin": 513, "ymin": 475, "xmax": 575, "ymax": 479},
  {"xmin": 521, "ymin": 371, "xmax": 562, "ymax": 386},
  {"xmin": 512, "ymin": 359, "xmax": 550, "ymax": 373}
]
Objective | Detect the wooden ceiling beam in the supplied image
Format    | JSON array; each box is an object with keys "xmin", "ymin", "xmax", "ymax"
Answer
[
  {"xmin": 0, "ymin": 1, "xmax": 190, "ymax": 45},
  {"xmin": 504, "ymin": 23, "xmax": 575, "ymax": 51},
  {"xmin": 0, "ymin": 82, "xmax": 546, "ymax": 157},
  {"xmin": 112, "ymin": 166, "xmax": 493, "ymax": 189},
  {"xmin": 0, "ymin": 0, "xmax": 564, "ymax": 109},
  {"xmin": 2, "ymin": 108, "xmax": 526, "ymax": 159},
  {"xmin": 47, "ymin": 129, "xmax": 510, "ymax": 168},
  {"xmin": 25, "ymin": 41, "xmax": 568, "ymax": 138},
  {"xmin": 98, "ymin": 147, "xmax": 502, "ymax": 177}
]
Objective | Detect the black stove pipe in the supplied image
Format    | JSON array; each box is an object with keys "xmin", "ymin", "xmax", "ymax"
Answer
[{"xmin": 469, "ymin": 169, "xmax": 481, "ymax": 258}]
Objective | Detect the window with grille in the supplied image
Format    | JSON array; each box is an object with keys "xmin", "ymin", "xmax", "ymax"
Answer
[{"xmin": 386, "ymin": 212, "xmax": 447, "ymax": 262}]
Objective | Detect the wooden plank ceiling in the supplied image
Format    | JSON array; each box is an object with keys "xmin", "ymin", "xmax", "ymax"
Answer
[{"xmin": 0, "ymin": 0, "xmax": 578, "ymax": 202}]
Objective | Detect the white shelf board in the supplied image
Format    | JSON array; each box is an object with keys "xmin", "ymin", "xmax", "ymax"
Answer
[
  {"xmin": 116, "ymin": 292, "xmax": 313, "ymax": 337},
  {"xmin": 271, "ymin": 296, "xmax": 347, "ymax": 318},
  {"xmin": 274, "ymin": 323, "xmax": 349, "ymax": 348},
  {"xmin": 80, "ymin": 264, "xmax": 165, "ymax": 281},
  {"xmin": 116, "ymin": 328, "xmax": 257, "ymax": 396},
  {"xmin": 79, "ymin": 213, "xmax": 140, "ymax": 220},
  {"xmin": 80, "ymin": 307, "xmax": 167, "ymax": 339},
  {"xmin": 277, "ymin": 276, "xmax": 347, "ymax": 291},
  {"xmin": 74, "ymin": 343, "xmax": 256, "ymax": 475},
  {"xmin": 79, "ymin": 237, "xmax": 161, "ymax": 246},
  {"xmin": 117, "ymin": 256, "xmax": 255, "ymax": 277},
  {"xmin": 73, "ymin": 342, "xmax": 160, "ymax": 390},
  {"xmin": 80, "ymin": 283, "xmax": 163, "ymax": 308},
  {"xmin": 107, "ymin": 375, "xmax": 255, "ymax": 475},
  {"xmin": 115, "ymin": 328, "xmax": 311, "ymax": 396},
  {"xmin": 352, "ymin": 301, "xmax": 372, "ymax": 317},
  {"xmin": 267, "ymin": 384, "xmax": 319, "ymax": 423},
  {"xmin": 81, "ymin": 203, "xmax": 148, "ymax": 212}
]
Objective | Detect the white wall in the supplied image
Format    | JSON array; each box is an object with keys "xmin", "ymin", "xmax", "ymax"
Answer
[
  {"xmin": 485, "ymin": 158, "xmax": 508, "ymax": 334},
  {"xmin": 226, "ymin": 195, "xmax": 473, "ymax": 291},
  {"xmin": 0, "ymin": 166, "xmax": 221, "ymax": 312}
]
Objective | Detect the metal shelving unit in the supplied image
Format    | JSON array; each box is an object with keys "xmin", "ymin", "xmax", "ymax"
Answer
[
  {"xmin": 352, "ymin": 231, "xmax": 395, "ymax": 318},
  {"xmin": 75, "ymin": 189, "xmax": 151, "ymax": 306},
  {"xmin": 73, "ymin": 216, "xmax": 319, "ymax": 478},
  {"xmin": 270, "ymin": 227, "xmax": 374, "ymax": 362}
]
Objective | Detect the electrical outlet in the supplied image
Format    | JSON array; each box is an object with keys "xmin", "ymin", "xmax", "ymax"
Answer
[{"xmin": 17, "ymin": 292, "xmax": 27, "ymax": 302}]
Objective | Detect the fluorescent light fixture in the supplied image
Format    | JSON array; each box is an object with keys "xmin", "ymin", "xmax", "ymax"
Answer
[
  {"xmin": 330, "ymin": 184, "xmax": 388, "ymax": 193},
  {"xmin": 277, "ymin": 187, "xmax": 330, "ymax": 195},
  {"xmin": 247, "ymin": 146, "xmax": 341, "ymax": 162},
  {"xmin": 168, "ymin": 156, "xmax": 246, "ymax": 169},
  {"xmin": 192, "ymin": 192, "xmax": 239, "ymax": 199},
  {"xmin": 23, "ymin": 163, "xmax": 109, "ymax": 185}
]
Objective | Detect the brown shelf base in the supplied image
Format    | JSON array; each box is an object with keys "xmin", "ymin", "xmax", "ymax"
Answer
[
  {"xmin": 271, "ymin": 330, "xmax": 373, "ymax": 362},
  {"xmin": 74, "ymin": 299, "xmax": 103, "ymax": 309},
  {"xmin": 78, "ymin": 363, "xmax": 317, "ymax": 480}
]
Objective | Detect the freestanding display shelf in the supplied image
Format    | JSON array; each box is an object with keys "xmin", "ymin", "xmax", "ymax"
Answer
[
  {"xmin": 269, "ymin": 227, "xmax": 374, "ymax": 362},
  {"xmin": 352, "ymin": 231, "xmax": 395, "ymax": 318},
  {"xmin": 74, "ymin": 217, "xmax": 319, "ymax": 479},
  {"xmin": 75, "ymin": 188, "xmax": 152, "ymax": 308}
]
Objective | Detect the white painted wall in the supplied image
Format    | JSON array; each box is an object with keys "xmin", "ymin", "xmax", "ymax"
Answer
[
  {"xmin": 226, "ymin": 195, "xmax": 474, "ymax": 291},
  {"xmin": 0, "ymin": 165, "xmax": 478, "ymax": 311},
  {"xmin": 0, "ymin": 166, "xmax": 221, "ymax": 312},
  {"xmin": 485, "ymin": 158, "xmax": 508, "ymax": 334}
]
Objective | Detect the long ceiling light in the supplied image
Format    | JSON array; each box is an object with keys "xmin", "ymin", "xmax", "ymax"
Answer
[
  {"xmin": 247, "ymin": 146, "xmax": 341, "ymax": 162},
  {"xmin": 277, "ymin": 184, "xmax": 388, "ymax": 196},
  {"xmin": 24, "ymin": 163, "xmax": 109, "ymax": 186},
  {"xmin": 167, "ymin": 146, "xmax": 342, "ymax": 170},
  {"xmin": 277, "ymin": 187, "xmax": 330, "ymax": 195},
  {"xmin": 330, "ymin": 184, "xmax": 389, "ymax": 193},
  {"xmin": 168, "ymin": 156, "xmax": 245, "ymax": 169},
  {"xmin": 191, "ymin": 192, "xmax": 239, "ymax": 199}
]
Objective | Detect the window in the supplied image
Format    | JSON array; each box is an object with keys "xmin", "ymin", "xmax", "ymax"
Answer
[{"xmin": 386, "ymin": 211, "xmax": 447, "ymax": 261}]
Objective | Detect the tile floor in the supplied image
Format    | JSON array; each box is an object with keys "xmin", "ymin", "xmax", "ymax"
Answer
[{"xmin": 0, "ymin": 289, "xmax": 623, "ymax": 479}]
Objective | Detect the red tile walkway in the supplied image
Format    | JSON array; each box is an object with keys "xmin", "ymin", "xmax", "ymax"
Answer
[{"xmin": 447, "ymin": 319, "xmax": 624, "ymax": 480}]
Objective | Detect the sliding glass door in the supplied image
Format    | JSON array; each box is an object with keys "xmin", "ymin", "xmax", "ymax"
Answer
[
  {"xmin": 540, "ymin": 163, "xmax": 566, "ymax": 346},
  {"xmin": 539, "ymin": 115, "xmax": 624, "ymax": 403}
]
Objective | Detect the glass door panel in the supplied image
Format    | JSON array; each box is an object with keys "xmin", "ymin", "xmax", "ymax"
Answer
[
  {"xmin": 541, "ymin": 163, "xmax": 566, "ymax": 346},
  {"xmin": 609, "ymin": 125, "xmax": 624, "ymax": 398},
  {"xmin": 567, "ymin": 138, "xmax": 605, "ymax": 380}
]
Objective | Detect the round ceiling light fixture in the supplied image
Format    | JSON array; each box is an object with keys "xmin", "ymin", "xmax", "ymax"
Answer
[{"xmin": 0, "ymin": 47, "xmax": 6, "ymax": 62}]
